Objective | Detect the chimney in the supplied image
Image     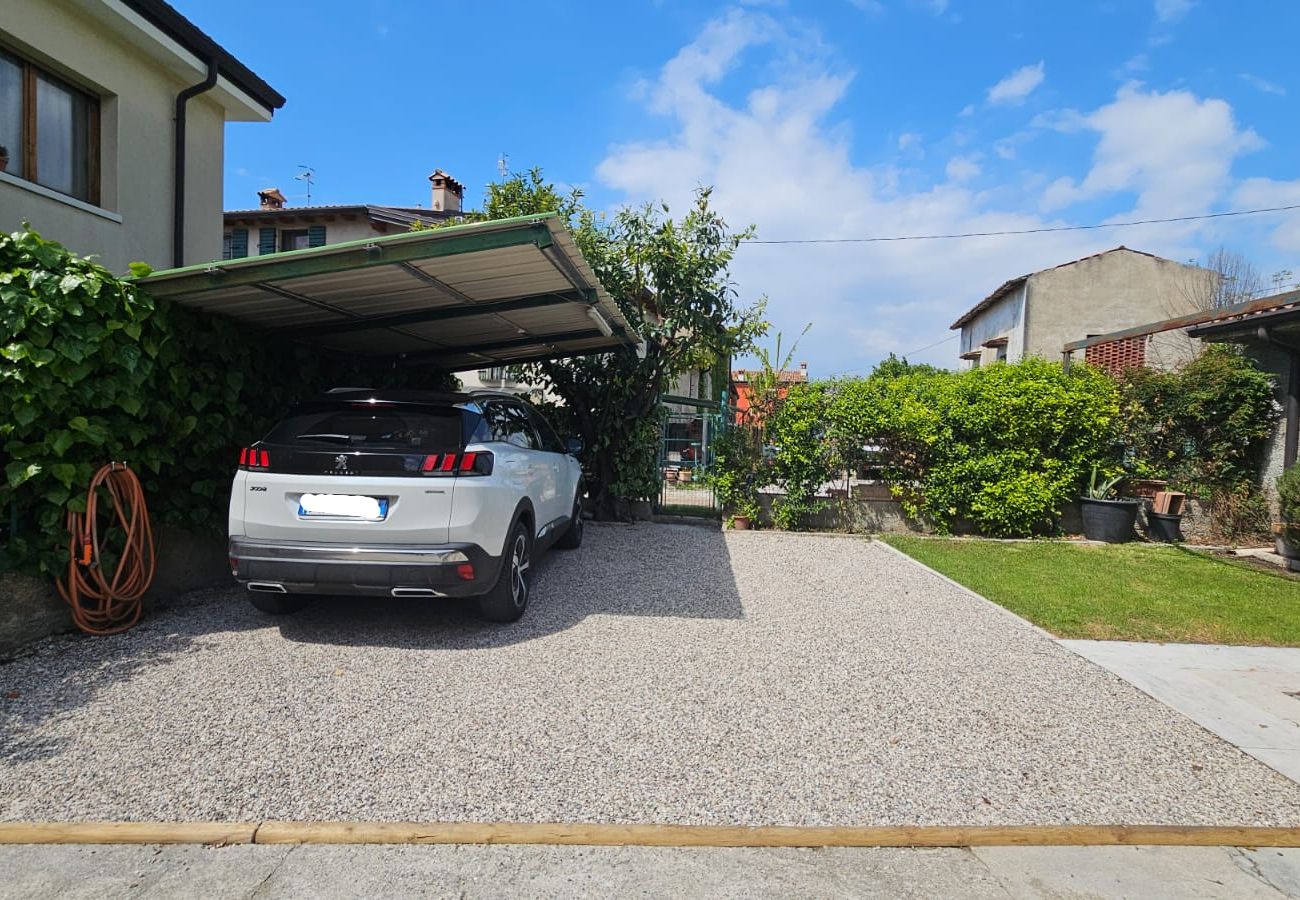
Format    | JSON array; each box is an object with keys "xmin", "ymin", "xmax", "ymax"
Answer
[
  {"xmin": 429, "ymin": 169, "xmax": 464, "ymax": 214},
  {"xmin": 799, "ymin": 361, "xmax": 808, "ymax": 374},
  {"xmin": 257, "ymin": 188, "xmax": 286, "ymax": 210}
]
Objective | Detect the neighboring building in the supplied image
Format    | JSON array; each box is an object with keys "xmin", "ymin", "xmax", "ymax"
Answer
[
  {"xmin": 950, "ymin": 247, "xmax": 1217, "ymax": 369},
  {"xmin": 730, "ymin": 363, "xmax": 808, "ymax": 424},
  {"xmin": 1187, "ymin": 291, "xmax": 1300, "ymax": 515},
  {"xmin": 1065, "ymin": 290, "xmax": 1300, "ymax": 513},
  {"xmin": 1, "ymin": 0, "xmax": 283, "ymax": 273},
  {"xmin": 222, "ymin": 170, "xmax": 463, "ymax": 258}
]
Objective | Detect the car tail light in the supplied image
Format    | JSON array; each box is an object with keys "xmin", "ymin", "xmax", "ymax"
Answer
[
  {"xmin": 457, "ymin": 563, "xmax": 475, "ymax": 581},
  {"xmin": 240, "ymin": 447, "xmax": 270, "ymax": 470},
  {"xmin": 419, "ymin": 451, "xmax": 494, "ymax": 476}
]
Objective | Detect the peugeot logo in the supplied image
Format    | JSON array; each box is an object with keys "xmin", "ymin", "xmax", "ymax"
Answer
[{"xmin": 331, "ymin": 454, "xmax": 351, "ymax": 473}]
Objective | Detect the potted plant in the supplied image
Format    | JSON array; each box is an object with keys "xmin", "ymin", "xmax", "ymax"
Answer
[
  {"xmin": 1080, "ymin": 464, "xmax": 1139, "ymax": 542},
  {"xmin": 1275, "ymin": 463, "xmax": 1300, "ymax": 571},
  {"xmin": 729, "ymin": 497, "xmax": 760, "ymax": 530},
  {"xmin": 0, "ymin": 145, "xmax": 8, "ymax": 172}
]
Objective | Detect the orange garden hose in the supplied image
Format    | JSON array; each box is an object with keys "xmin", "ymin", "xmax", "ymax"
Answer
[{"xmin": 55, "ymin": 462, "xmax": 157, "ymax": 635}]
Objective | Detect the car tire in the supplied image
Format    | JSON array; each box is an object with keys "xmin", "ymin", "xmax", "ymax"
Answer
[
  {"xmin": 478, "ymin": 521, "xmax": 532, "ymax": 623},
  {"xmin": 555, "ymin": 494, "xmax": 584, "ymax": 550},
  {"xmin": 248, "ymin": 592, "xmax": 312, "ymax": 615}
]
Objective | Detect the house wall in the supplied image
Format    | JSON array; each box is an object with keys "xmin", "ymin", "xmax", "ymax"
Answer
[
  {"xmin": 959, "ymin": 283, "xmax": 1025, "ymax": 366},
  {"xmin": 1023, "ymin": 250, "xmax": 1212, "ymax": 360},
  {"xmin": 0, "ymin": 0, "xmax": 232, "ymax": 273},
  {"xmin": 1247, "ymin": 343, "xmax": 1293, "ymax": 517}
]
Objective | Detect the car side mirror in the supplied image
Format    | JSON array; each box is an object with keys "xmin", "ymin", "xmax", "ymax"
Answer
[{"xmin": 565, "ymin": 436, "xmax": 584, "ymax": 455}]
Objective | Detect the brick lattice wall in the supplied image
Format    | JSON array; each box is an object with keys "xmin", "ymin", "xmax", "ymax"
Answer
[{"xmin": 1085, "ymin": 336, "xmax": 1147, "ymax": 375}]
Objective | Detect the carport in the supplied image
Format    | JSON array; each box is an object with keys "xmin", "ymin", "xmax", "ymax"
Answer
[{"xmin": 134, "ymin": 213, "xmax": 634, "ymax": 369}]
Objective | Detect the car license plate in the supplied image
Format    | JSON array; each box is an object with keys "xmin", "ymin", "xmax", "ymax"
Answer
[{"xmin": 298, "ymin": 494, "xmax": 388, "ymax": 520}]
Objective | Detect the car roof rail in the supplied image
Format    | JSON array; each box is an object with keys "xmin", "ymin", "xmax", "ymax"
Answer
[{"xmin": 325, "ymin": 387, "xmax": 376, "ymax": 393}]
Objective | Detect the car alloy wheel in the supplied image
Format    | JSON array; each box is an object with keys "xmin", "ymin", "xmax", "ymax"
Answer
[{"xmin": 510, "ymin": 532, "xmax": 530, "ymax": 608}]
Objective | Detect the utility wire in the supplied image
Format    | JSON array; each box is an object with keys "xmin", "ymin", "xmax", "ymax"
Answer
[{"xmin": 745, "ymin": 203, "xmax": 1300, "ymax": 245}]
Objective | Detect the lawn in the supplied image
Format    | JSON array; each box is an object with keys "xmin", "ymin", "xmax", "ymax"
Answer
[{"xmin": 881, "ymin": 535, "xmax": 1300, "ymax": 646}]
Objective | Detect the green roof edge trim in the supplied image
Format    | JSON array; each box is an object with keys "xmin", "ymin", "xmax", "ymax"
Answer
[{"xmin": 131, "ymin": 210, "xmax": 559, "ymax": 284}]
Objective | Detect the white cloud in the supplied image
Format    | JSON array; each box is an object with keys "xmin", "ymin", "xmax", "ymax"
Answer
[
  {"xmin": 986, "ymin": 61, "xmax": 1045, "ymax": 106},
  {"xmin": 1039, "ymin": 83, "xmax": 1262, "ymax": 221},
  {"xmin": 1239, "ymin": 73, "xmax": 1286, "ymax": 96},
  {"xmin": 845, "ymin": 0, "xmax": 885, "ymax": 12},
  {"xmin": 959, "ymin": 103, "xmax": 975, "ymax": 117},
  {"xmin": 1154, "ymin": 0, "xmax": 1193, "ymax": 23},
  {"xmin": 897, "ymin": 132, "xmax": 922, "ymax": 152},
  {"xmin": 1234, "ymin": 177, "xmax": 1300, "ymax": 253},
  {"xmin": 595, "ymin": 9, "xmax": 1272, "ymax": 374},
  {"xmin": 945, "ymin": 155, "xmax": 981, "ymax": 182}
]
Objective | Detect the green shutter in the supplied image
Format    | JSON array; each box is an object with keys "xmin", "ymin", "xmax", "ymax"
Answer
[
  {"xmin": 258, "ymin": 227, "xmax": 277, "ymax": 255},
  {"xmin": 230, "ymin": 228, "xmax": 248, "ymax": 259},
  {"xmin": 307, "ymin": 225, "xmax": 327, "ymax": 247}
]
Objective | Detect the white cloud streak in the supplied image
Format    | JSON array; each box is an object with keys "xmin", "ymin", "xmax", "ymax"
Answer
[{"xmin": 987, "ymin": 61, "xmax": 1046, "ymax": 106}]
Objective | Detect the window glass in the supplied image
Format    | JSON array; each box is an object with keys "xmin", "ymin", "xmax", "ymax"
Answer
[
  {"xmin": 265, "ymin": 404, "xmax": 468, "ymax": 451},
  {"xmin": 527, "ymin": 406, "xmax": 565, "ymax": 453},
  {"xmin": 281, "ymin": 229, "xmax": 310, "ymax": 251},
  {"xmin": 0, "ymin": 53, "xmax": 21, "ymax": 176},
  {"xmin": 35, "ymin": 73, "xmax": 90, "ymax": 200},
  {"xmin": 485, "ymin": 402, "xmax": 539, "ymax": 450}
]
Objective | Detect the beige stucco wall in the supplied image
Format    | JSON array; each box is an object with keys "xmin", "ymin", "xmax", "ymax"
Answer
[
  {"xmin": 0, "ymin": 0, "xmax": 242, "ymax": 273},
  {"xmin": 958, "ymin": 283, "xmax": 1026, "ymax": 367},
  {"xmin": 1022, "ymin": 249, "xmax": 1215, "ymax": 360}
]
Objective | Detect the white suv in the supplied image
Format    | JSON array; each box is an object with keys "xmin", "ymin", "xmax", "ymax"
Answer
[{"xmin": 227, "ymin": 389, "xmax": 584, "ymax": 622}]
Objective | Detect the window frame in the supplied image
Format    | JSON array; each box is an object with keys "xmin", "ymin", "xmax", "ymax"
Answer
[
  {"xmin": 0, "ymin": 46, "xmax": 100, "ymax": 206},
  {"xmin": 280, "ymin": 228, "xmax": 310, "ymax": 252}
]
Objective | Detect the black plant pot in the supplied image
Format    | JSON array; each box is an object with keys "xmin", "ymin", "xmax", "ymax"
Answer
[
  {"xmin": 1080, "ymin": 497, "xmax": 1139, "ymax": 543},
  {"xmin": 1146, "ymin": 510, "xmax": 1183, "ymax": 543}
]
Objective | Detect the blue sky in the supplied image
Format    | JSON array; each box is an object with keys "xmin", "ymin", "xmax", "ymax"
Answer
[{"xmin": 187, "ymin": 0, "xmax": 1300, "ymax": 374}]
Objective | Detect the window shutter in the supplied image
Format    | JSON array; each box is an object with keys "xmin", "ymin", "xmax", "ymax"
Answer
[
  {"xmin": 307, "ymin": 225, "xmax": 327, "ymax": 247},
  {"xmin": 230, "ymin": 228, "xmax": 249, "ymax": 259},
  {"xmin": 258, "ymin": 227, "xmax": 277, "ymax": 255}
]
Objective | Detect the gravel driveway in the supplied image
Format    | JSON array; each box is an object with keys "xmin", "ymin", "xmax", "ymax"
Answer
[{"xmin": 3, "ymin": 523, "xmax": 1300, "ymax": 826}]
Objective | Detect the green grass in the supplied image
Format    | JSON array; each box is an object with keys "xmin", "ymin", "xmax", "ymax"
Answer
[{"xmin": 881, "ymin": 535, "xmax": 1300, "ymax": 646}]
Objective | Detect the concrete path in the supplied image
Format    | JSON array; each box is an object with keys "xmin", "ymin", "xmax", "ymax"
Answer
[
  {"xmin": 2, "ymin": 843, "xmax": 1299, "ymax": 898},
  {"xmin": 1063, "ymin": 641, "xmax": 1300, "ymax": 784}
]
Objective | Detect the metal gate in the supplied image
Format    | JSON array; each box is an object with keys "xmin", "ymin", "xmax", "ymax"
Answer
[{"xmin": 656, "ymin": 398, "xmax": 726, "ymax": 515}]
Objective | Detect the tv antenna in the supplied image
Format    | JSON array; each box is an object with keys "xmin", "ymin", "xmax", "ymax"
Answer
[
  {"xmin": 497, "ymin": 152, "xmax": 509, "ymax": 178},
  {"xmin": 295, "ymin": 165, "xmax": 316, "ymax": 205}
]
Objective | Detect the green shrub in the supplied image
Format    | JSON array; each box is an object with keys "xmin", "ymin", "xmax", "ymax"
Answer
[
  {"xmin": 707, "ymin": 424, "xmax": 762, "ymax": 525},
  {"xmin": 828, "ymin": 358, "xmax": 1119, "ymax": 536},
  {"xmin": 1279, "ymin": 464, "xmax": 1300, "ymax": 524},
  {"xmin": 0, "ymin": 227, "xmax": 450, "ymax": 575},
  {"xmin": 1117, "ymin": 346, "xmax": 1280, "ymax": 494},
  {"xmin": 767, "ymin": 382, "xmax": 832, "ymax": 529}
]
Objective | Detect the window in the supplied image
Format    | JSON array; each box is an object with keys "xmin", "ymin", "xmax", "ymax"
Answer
[
  {"xmin": 223, "ymin": 228, "xmax": 248, "ymax": 260},
  {"xmin": 0, "ymin": 48, "xmax": 99, "ymax": 204},
  {"xmin": 526, "ymin": 406, "xmax": 565, "ymax": 453},
  {"xmin": 280, "ymin": 229, "xmax": 310, "ymax": 251},
  {"xmin": 484, "ymin": 402, "xmax": 539, "ymax": 450}
]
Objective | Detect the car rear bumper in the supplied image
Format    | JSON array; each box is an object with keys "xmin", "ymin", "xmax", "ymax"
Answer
[{"xmin": 228, "ymin": 536, "xmax": 501, "ymax": 598}]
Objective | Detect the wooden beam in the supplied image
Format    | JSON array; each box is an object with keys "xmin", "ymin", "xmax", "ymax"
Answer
[{"xmin": 280, "ymin": 291, "xmax": 586, "ymax": 339}]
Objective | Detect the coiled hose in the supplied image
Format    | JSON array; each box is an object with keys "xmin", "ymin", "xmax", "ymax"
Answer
[{"xmin": 55, "ymin": 462, "xmax": 156, "ymax": 635}]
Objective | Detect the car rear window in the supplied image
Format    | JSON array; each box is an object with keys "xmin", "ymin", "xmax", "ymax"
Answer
[{"xmin": 264, "ymin": 404, "xmax": 475, "ymax": 451}]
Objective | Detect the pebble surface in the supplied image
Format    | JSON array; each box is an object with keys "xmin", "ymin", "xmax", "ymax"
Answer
[{"xmin": 3, "ymin": 523, "xmax": 1300, "ymax": 826}]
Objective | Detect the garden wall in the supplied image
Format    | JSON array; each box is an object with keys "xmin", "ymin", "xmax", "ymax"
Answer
[{"xmin": 0, "ymin": 527, "xmax": 228, "ymax": 657}]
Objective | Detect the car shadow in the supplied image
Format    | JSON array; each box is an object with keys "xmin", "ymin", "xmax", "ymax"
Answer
[
  {"xmin": 273, "ymin": 522, "xmax": 744, "ymax": 650},
  {"xmin": 0, "ymin": 523, "xmax": 742, "ymax": 764}
]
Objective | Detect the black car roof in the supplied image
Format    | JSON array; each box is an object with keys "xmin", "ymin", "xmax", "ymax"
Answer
[{"xmin": 304, "ymin": 389, "xmax": 526, "ymax": 406}]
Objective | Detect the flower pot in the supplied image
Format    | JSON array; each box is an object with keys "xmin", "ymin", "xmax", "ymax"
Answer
[
  {"xmin": 665, "ymin": 469, "xmax": 677, "ymax": 483},
  {"xmin": 731, "ymin": 515, "xmax": 751, "ymax": 530},
  {"xmin": 679, "ymin": 470, "xmax": 692, "ymax": 484},
  {"xmin": 1146, "ymin": 510, "xmax": 1183, "ymax": 543},
  {"xmin": 1080, "ymin": 497, "xmax": 1139, "ymax": 543}
]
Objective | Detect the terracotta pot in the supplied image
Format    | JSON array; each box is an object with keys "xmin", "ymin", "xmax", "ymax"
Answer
[
  {"xmin": 679, "ymin": 470, "xmax": 692, "ymax": 484},
  {"xmin": 665, "ymin": 469, "xmax": 677, "ymax": 482},
  {"xmin": 731, "ymin": 515, "xmax": 751, "ymax": 530}
]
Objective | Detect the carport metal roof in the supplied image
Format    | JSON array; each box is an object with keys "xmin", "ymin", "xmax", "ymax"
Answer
[{"xmin": 134, "ymin": 213, "xmax": 635, "ymax": 370}]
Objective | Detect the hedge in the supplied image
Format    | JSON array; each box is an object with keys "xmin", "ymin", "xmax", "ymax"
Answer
[{"xmin": 0, "ymin": 227, "xmax": 450, "ymax": 576}]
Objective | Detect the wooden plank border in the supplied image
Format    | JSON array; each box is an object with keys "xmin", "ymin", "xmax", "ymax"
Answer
[{"xmin": 2, "ymin": 822, "xmax": 1300, "ymax": 848}]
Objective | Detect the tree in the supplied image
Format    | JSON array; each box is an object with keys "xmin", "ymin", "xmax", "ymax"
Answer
[
  {"xmin": 452, "ymin": 170, "xmax": 765, "ymax": 519},
  {"xmin": 1183, "ymin": 247, "xmax": 1265, "ymax": 310}
]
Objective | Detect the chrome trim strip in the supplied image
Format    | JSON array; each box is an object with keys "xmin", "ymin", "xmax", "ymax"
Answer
[{"xmin": 230, "ymin": 538, "xmax": 469, "ymax": 566}]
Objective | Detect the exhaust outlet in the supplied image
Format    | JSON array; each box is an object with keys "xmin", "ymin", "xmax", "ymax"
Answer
[
  {"xmin": 247, "ymin": 582, "xmax": 287, "ymax": 594},
  {"xmin": 391, "ymin": 587, "xmax": 443, "ymax": 598}
]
